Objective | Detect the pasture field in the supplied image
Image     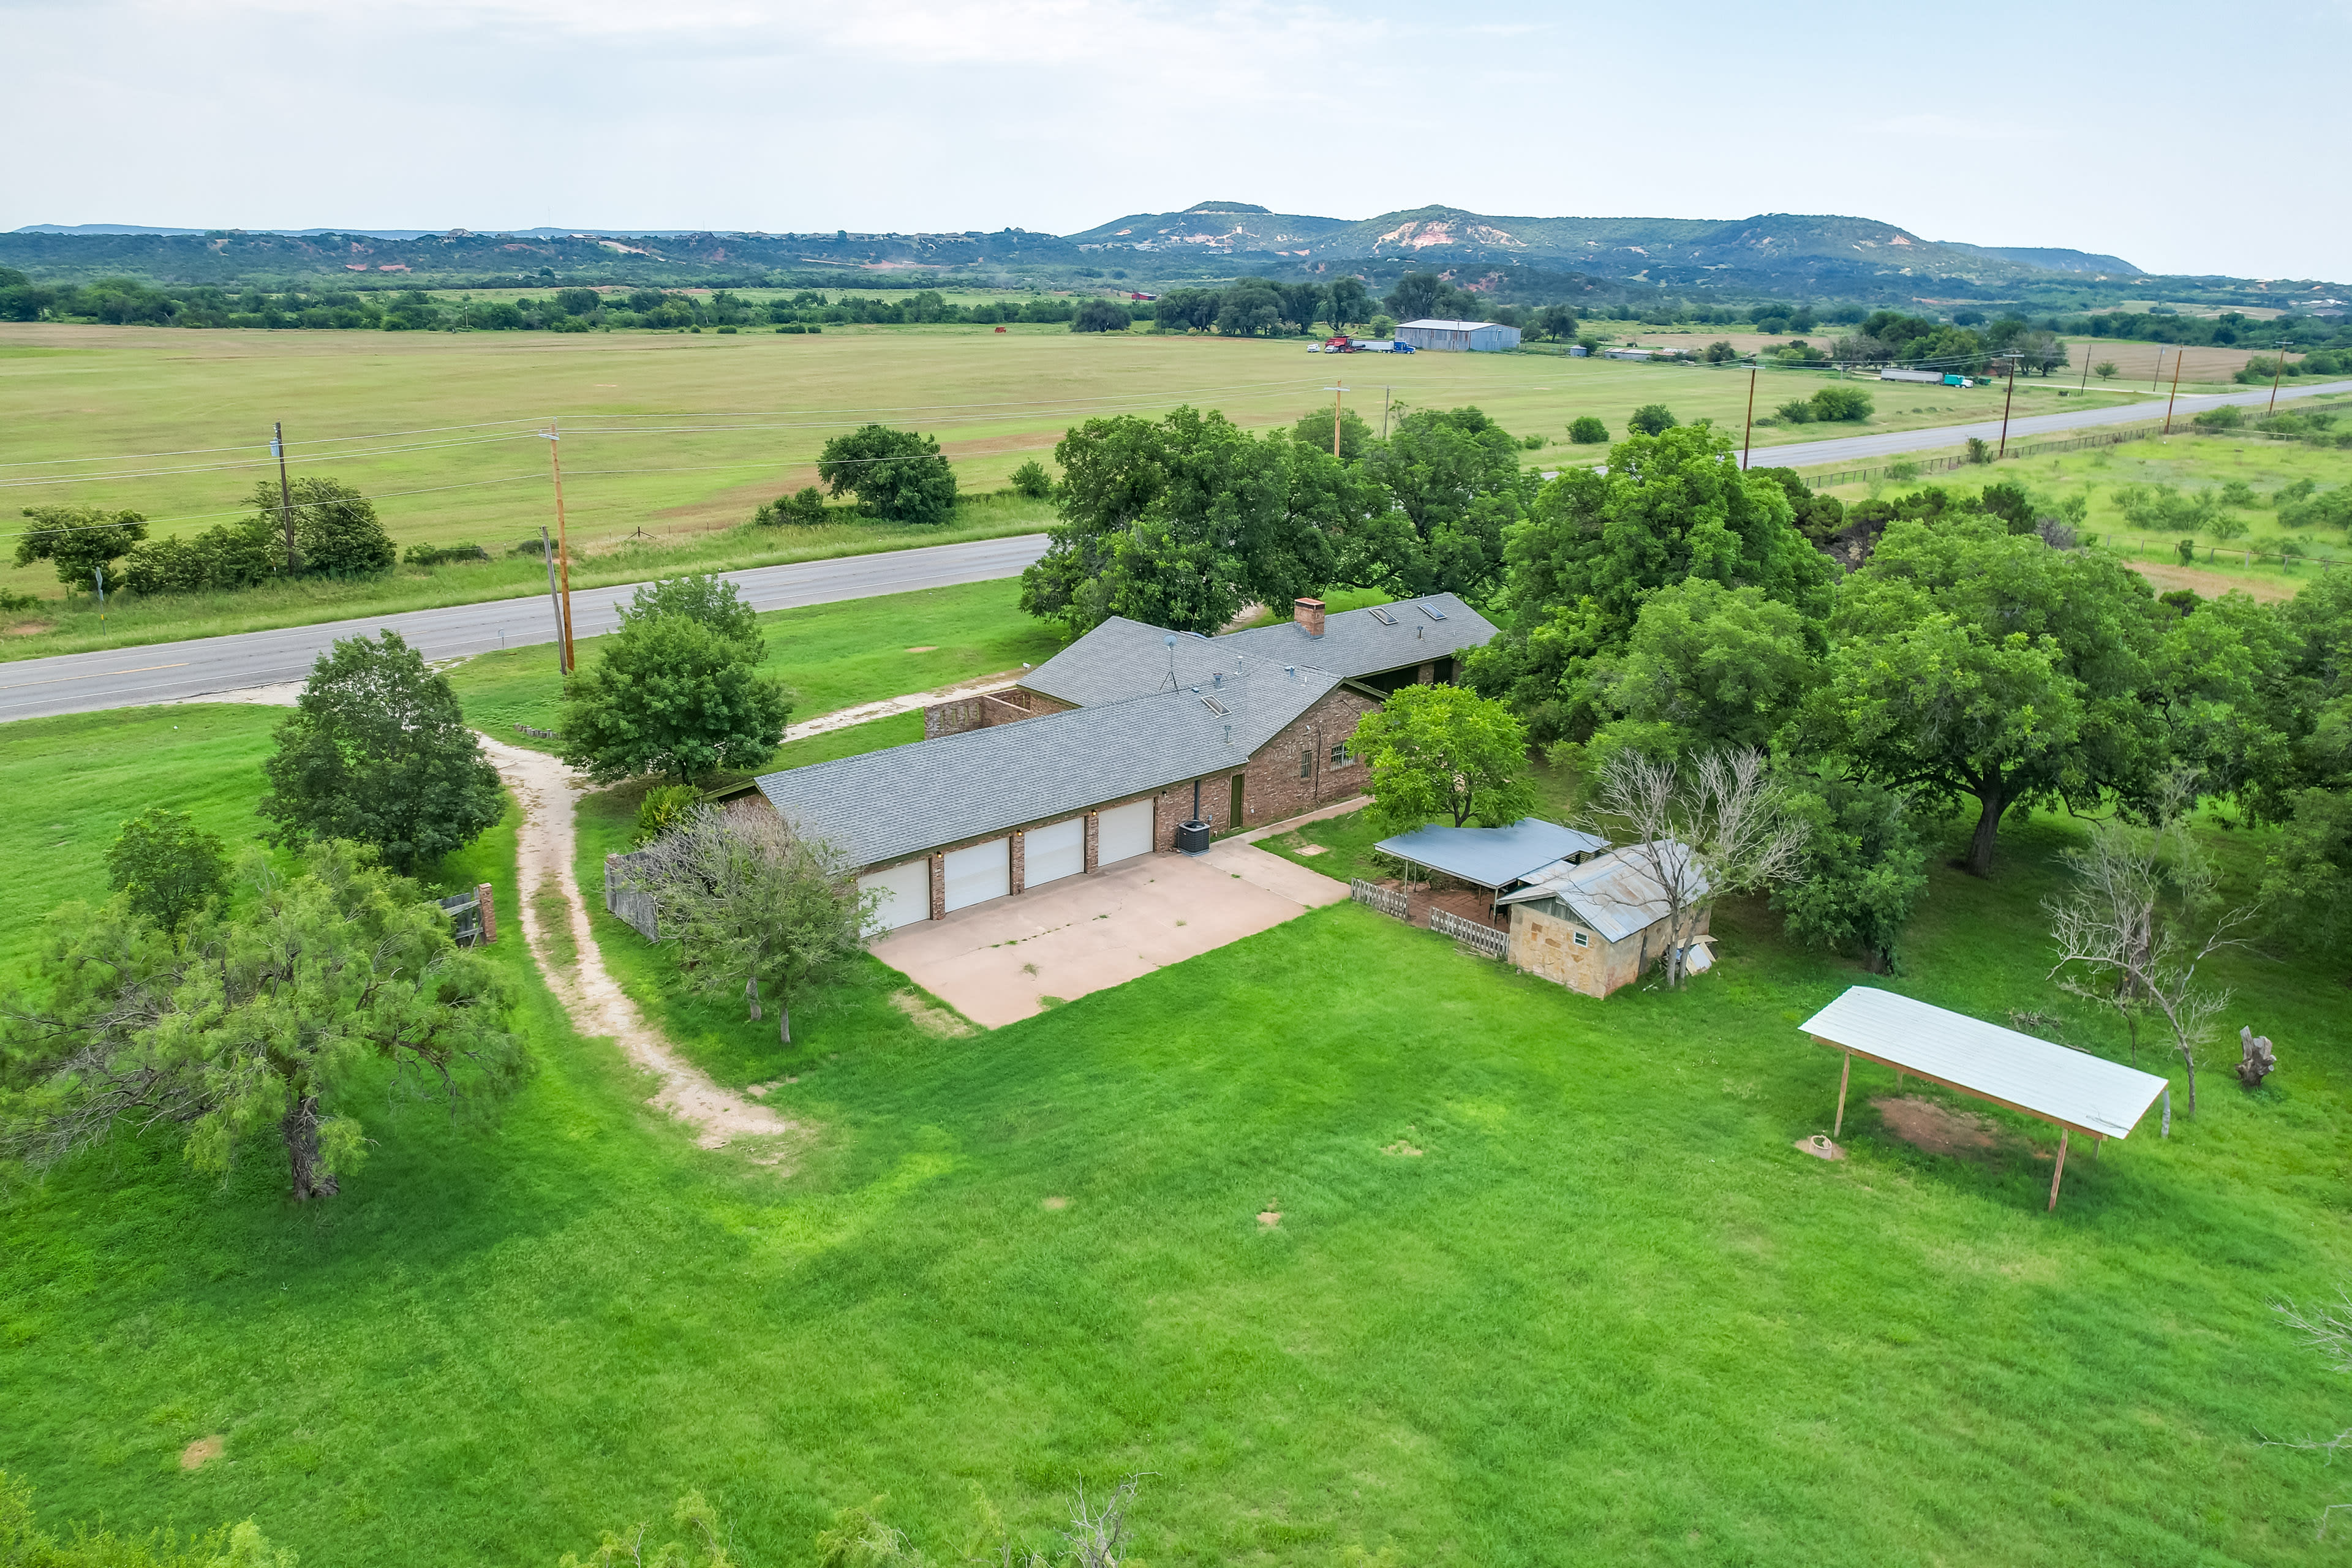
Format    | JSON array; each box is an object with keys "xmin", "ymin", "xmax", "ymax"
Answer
[
  {"xmin": 0, "ymin": 323, "xmax": 2158, "ymax": 621},
  {"xmin": 2, "ymin": 702, "xmax": 2348, "ymax": 1566},
  {"xmin": 1806, "ymin": 402, "xmax": 2352, "ymax": 600}
]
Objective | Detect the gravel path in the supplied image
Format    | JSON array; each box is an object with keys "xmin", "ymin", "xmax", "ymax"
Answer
[{"xmin": 480, "ymin": 734, "xmax": 806, "ymax": 1160}]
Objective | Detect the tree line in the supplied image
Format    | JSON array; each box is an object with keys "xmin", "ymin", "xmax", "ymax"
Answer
[{"xmin": 1147, "ymin": 271, "xmax": 1582, "ymax": 341}]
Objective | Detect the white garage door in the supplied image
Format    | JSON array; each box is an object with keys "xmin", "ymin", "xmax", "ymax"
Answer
[
  {"xmin": 858, "ymin": 858, "xmax": 930, "ymax": 934},
  {"xmin": 1024, "ymin": 817, "xmax": 1085, "ymax": 888},
  {"xmin": 1098, "ymin": 799, "xmax": 1154, "ymax": 864},
  {"xmin": 943, "ymin": 838, "xmax": 1011, "ymax": 912}
]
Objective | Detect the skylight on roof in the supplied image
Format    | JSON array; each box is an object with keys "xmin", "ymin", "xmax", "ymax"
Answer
[
  {"xmin": 1368, "ymin": 606, "xmax": 1398, "ymax": 625},
  {"xmin": 1200, "ymin": 695, "xmax": 1229, "ymax": 716},
  {"xmin": 1418, "ymin": 602, "xmax": 1447, "ymax": 620}
]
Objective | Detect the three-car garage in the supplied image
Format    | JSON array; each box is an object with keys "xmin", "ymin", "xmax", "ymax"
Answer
[{"xmin": 855, "ymin": 796, "xmax": 1161, "ymax": 934}]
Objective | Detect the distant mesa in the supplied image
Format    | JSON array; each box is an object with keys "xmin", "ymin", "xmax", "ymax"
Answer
[{"xmin": 1184, "ymin": 201, "xmax": 1271, "ymax": 214}]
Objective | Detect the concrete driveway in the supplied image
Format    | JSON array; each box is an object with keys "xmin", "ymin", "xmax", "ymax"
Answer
[{"xmin": 869, "ymin": 840, "xmax": 1346, "ymax": 1028}]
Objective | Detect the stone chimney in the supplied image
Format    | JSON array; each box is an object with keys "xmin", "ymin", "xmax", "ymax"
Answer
[{"xmin": 1294, "ymin": 597, "xmax": 1325, "ymax": 638}]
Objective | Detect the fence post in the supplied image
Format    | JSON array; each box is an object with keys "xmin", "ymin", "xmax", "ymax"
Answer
[{"xmin": 476, "ymin": 883, "xmax": 496, "ymax": 945}]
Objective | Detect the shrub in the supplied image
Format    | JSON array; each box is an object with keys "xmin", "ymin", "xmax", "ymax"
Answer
[
  {"xmin": 1627, "ymin": 404, "xmax": 1678, "ymax": 436},
  {"xmin": 1774, "ymin": 398, "xmax": 1815, "ymax": 424},
  {"xmin": 1009, "ymin": 459, "xmax": 1055, "ymax": 499},
  {"xmin": 633, "ymin": 783, "xmax": 703, "ymax": 846},
  {"xmin": 2094, "ymin": 361, "xmax": 2119, "ymax": 379},
  {"xmin": 1521, "ymin": 433, "xmax": 1548, "ymax": 450},
  {"xmin": 1886, "ymin": 459, "xmax": 1920, "ymax": 483},
  {"xmin": 755, "ymin": 486, "xmax": 829, "ymax": 526},
  {"xmin": 254, "ymin": 477, "xmax": 395, "ymax": 577},
  {"xmin": 119, "ymin": 518, "xmax": 279, "ymax": 595},
  {"xmin": 403, "ymin": 542, "xmax": 491, "ymax": 566},
  {"xmin": 2207, "ymin": 508, "xmax": 2249, "ymax": 541},
  {"xmin": 2176, "ymin": 537, "xmax": 2198, "ymax": 564},
  {"xmin": 1810, "ymin": 385, "xmax": 1874, "ymax": 422},
  {"xmin": 1568, "ymin": 416, "xmax": 1608, "ymax": 444},
  {"xmin": 1702, "ymin": 340, "xmax": 1738, "ymax": 363},
  {"xmin": 2191, "ymin": 405, "xmax": 2243, "ymax": 431},
  {"xmin": 2220, "ymin": 480, "xmax": 2258, "ymax": 508},
  {"xmin": 1966, "ymin": 437, "xmax": 1992, "ymax": 464}
]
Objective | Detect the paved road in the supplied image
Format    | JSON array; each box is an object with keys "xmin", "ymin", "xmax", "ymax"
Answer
[
  {"xmin": 0, "ymin": 533, "xmax": 1050, "ymax": 723},
  {"xmin": 9, "ymin": 375, "xmax": 2351, "ymax": 723},
  {"xmin": 1739, "ymin": 375, "xmax": 2352, "ymax": 471}
]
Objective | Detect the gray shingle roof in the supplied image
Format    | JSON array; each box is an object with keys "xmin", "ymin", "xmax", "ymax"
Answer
[
  {"xmin": 1022, "ymin": 594, "xmax": 1496, "ymax": 709},
  {"xmin": 756, "ymin": 657, "xmax": 1338, "ymax": 869}
]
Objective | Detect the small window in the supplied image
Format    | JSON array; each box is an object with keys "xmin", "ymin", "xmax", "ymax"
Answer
[
  {"xmin": 1572, "ymin": 930, "xmax": 1590, "ymax": 948},
  {"xmin": 1329, "ymin": 742, "xmax": 1352, "ymax": 766},
  {"xmin": 1298, "ymin": 748, "xmax": 1312, "ymax": 779}
]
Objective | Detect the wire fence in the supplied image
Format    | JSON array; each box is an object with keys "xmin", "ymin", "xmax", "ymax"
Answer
[{"xmin": 1801, "ymin": 421, "xmax": 2165, "ymax": 489}]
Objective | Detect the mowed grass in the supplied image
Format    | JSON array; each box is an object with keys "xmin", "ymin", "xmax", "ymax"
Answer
[
  {"xmin": 450, "ymin": 578, "xmax": 1063, "ymax": 752},
  {"xmin": 0, "ymin": 322, "xmax": 2162, "ymax": 620},
  {"xmin": 4, "ymin": 706, "xmax": 2351, "ymax": 1564}
]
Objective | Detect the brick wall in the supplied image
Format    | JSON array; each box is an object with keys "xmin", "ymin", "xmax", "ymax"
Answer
[
  {"xmin": 923, "ymin": 686, "xmax": 1073, "ymax": 739},
  {"xmin": 1143, "ymin": 684, "xmax": 1381, "ymax": 848}
]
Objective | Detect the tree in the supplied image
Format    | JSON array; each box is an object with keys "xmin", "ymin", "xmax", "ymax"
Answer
[
  {"xmin": 1810, "ymin": 386, "xmax": 1873, "ymax": 422},
  {"xmin": 1801, "ymin": 516, "xmax": 2168, "ymax": 877},
  {"xmin": 1349, "ymin": 405, "xmax": 1535, "ymax": 601},
  {"xmin": 1009, "ymin": 459, "xmax": 1055, "ymax": 499},
  {"xmin": 0, "ymin": 1471, "xmax": 294, "ymax": 1568},
  {"xmin": 1583, "ymin": 581, "xmax": 1816, "ymax": 768},
  {"xmin": 1213, "ymin": 277, "xmax": 1284, "ymax": 337},
  {"xmin": 1627, "ymin": 404, "xmax": 1678, "ymax": 436},
  {"xmin": 1326, "ymin": 277, "xmax": 1371, "ymax": 334},
  {"xmin": 816, "ymin": 424, "xmax": 959, "ymax": 526},
  {"xmin": 1567, "ymin": 416, "xmax": 1608, "ymax": 444},
  {"xmin": 1019, "ymin": 407, "xmax": 1368, "ymax": 637},
  {"xmin": 105, "ymin": 807, "xmax": 227, "ymax": 938},
  {"xmin": 14, "ymin": 505, "xmax": 146, "ymax": 589},
  {"xmin": 2095, "ymin": 360, "xmax": 2120, "ymax": 379},
  {"xmin": 1468, "ymin": 423, "xmax": 1831, "ymax": 745},
  {"xmin": 1534, "ymin": 305, "xmax": 1580, "ymax": 342},
  {"xmin": 260, "ymin": 631, "xmax": 505, "ymax": 875},
  {"xmin": 244, "ymin": 477, "xmax": 394, "ymax": 576},
  {"xmin": 615, "ymin": 572, "xmax": 762, "ymax": 657},
  {"xmin": 755, "ymin": 486, "xmax": 829, "ymax": 526},
  {"xmin": 560, "ymin": 614, "xmax": 793, "ymax": 785},
  {"xmin": 1292, "ymin": 404, "xmax": 1374, "ymax": 463},
  {"xmin": 1580, "ymin": 747, "xmax": 1808, "ymax": 988},
  {"xmin": 1772, "ymin": 773, "xmax": 1927, "ymax": 974},
  {"xmin": 620, "ymin": 806, "xmax": 872, "ymax": 1046},
  {"xmin": 1350, "ymin": 683, "xmax": 1534, "ymax": 834},
  {"xmin": 1071, "ymin": 299, "xmax": 1129, "ymax": 333},
  {"xmin": 2046, "ymin": 774, "xmax": 2258, "ymax": 1119},
  {"xmin": 1383, "ymin": 272, "xmax": 1462, "ymax": 323},
  {"xmin": 0, "ymin": 842, "xmax": 524, "ymax": 1200}
]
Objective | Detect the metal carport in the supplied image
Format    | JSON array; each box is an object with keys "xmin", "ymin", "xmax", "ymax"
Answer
[{"xmin": 1798, "ymin": 987, "xmax": 2171, "ymax": 1211}]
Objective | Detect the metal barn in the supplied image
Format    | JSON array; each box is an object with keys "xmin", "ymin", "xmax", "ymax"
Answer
[{"xmin": 1395, "ymin": 318, "xmax": 1523, "ymax": 353}]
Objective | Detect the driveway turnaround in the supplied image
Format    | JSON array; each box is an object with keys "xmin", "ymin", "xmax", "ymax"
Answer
[
  {"xmin": 0, "ymin": 532, "xmax": 1049, "ymax": 723},
  {"xmin": 870, "ymin": 841, "xmax": 1347, "ymax": 1028}
]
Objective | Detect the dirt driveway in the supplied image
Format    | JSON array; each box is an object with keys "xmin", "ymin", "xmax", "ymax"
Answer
[{"xmin": 869, "ymin": 840, "xmax": 1346, "ymax": 1028}]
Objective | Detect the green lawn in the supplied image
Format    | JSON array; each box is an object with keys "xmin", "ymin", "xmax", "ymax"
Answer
[
  {"xmin": 450, "ymin": 578, "xmax": 1063, "ymax": 752},
  {"xmin": 4, "ymin": 705, "xmax": 2350, "ymax": 1565}
]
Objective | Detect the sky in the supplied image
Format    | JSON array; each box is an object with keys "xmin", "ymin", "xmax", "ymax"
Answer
[{"xmin": 7, "ymin": 0, "xmax": 2347, "ymax": 280}]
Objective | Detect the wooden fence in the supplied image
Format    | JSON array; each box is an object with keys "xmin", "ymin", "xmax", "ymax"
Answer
[
  {"xmin": 437, "ymin": 884, "xmax": 497, "ymax": 946},
  {"xmin": 1430, "ymin": 908, "xmax": 1509, "ymax": 959},
  {"xmin": 1350, "ymin": 879, "xmax": 1408, "ymax": 919},
  {"xmin": 603, "ymin": 851, "xmax": 660, "ymax": 941}
]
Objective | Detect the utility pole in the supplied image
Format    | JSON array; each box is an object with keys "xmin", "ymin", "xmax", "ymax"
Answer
[
  {"xmin": 2162, "ymin": 347, "xmax": 2186, "ymax": 435},
  {"xmin": 540, "ymin": 527, "xmax": 565, "ymax": 670},
  {"xmin": 2269, "ymin": 341, "xmax": 2293, "ymax": 417},
  {"xmin": 2078, "ymin": 341, "xmax": 2090, "ymax": 393},
  {"xmin": 271, "ymin": 421, "xmax": 299, "ymax": 573},
  {"xmin": 94, "ymin": 565, "xmax": 105, "ymax": 624},
  {"xmin": 540, "ymin": 420, "xmax": 576, "ymax": 674},
  {"xmin": 2150, "ymin": 347, "xmax": 2165, "ymax": 393},
  {"xmin": 1997, "ymin": 354, "xmax": 2019, "ymax": 458},
  {"xmin": 1741, "ymin": 367, "xmax": 1758, "ymax": 470},
  {"xmin": 1381, "ymin": 386, "xmax": 1391, "ymax": 440},
  {"xmin": 1324, "ymin": 383, "xmax": 1347, "ymax": 458}
]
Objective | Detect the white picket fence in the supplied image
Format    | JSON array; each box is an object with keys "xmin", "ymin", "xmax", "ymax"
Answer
[
  {"xmin": 1431, "ymin": 907, "xmax": 1509, "ymax": 959},
  {"xmin": 1350, "ymin": 879, "xmax": 1408, "ymax": 918}
]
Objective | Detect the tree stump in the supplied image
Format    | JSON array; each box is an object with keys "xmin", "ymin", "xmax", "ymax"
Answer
[{"xmin": 2237, "ymin": 1025, "xmax": 2277, "ymax": 1089}]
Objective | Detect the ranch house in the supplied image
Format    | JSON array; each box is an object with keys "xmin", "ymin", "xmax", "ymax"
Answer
[{"xmin": 754, "ymin": 595, "xmax": 1498, "ymax": 932}]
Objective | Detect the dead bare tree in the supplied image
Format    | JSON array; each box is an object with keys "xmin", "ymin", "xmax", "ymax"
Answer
[
  {"xmin": 1582, "ymin": 748, "xmax": 1809, "ymax": 989},
  {"xmin": 2045, "ymin": 771, "xmax": 2258, "ymax": 1121},
  {"xmin": 2267, "ymin": 1289, "xmax": 2352, "ymax": 1538},
  {"xmin": 620, "ymin": 805, "xmax": 875, "ymax": 1047}
]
